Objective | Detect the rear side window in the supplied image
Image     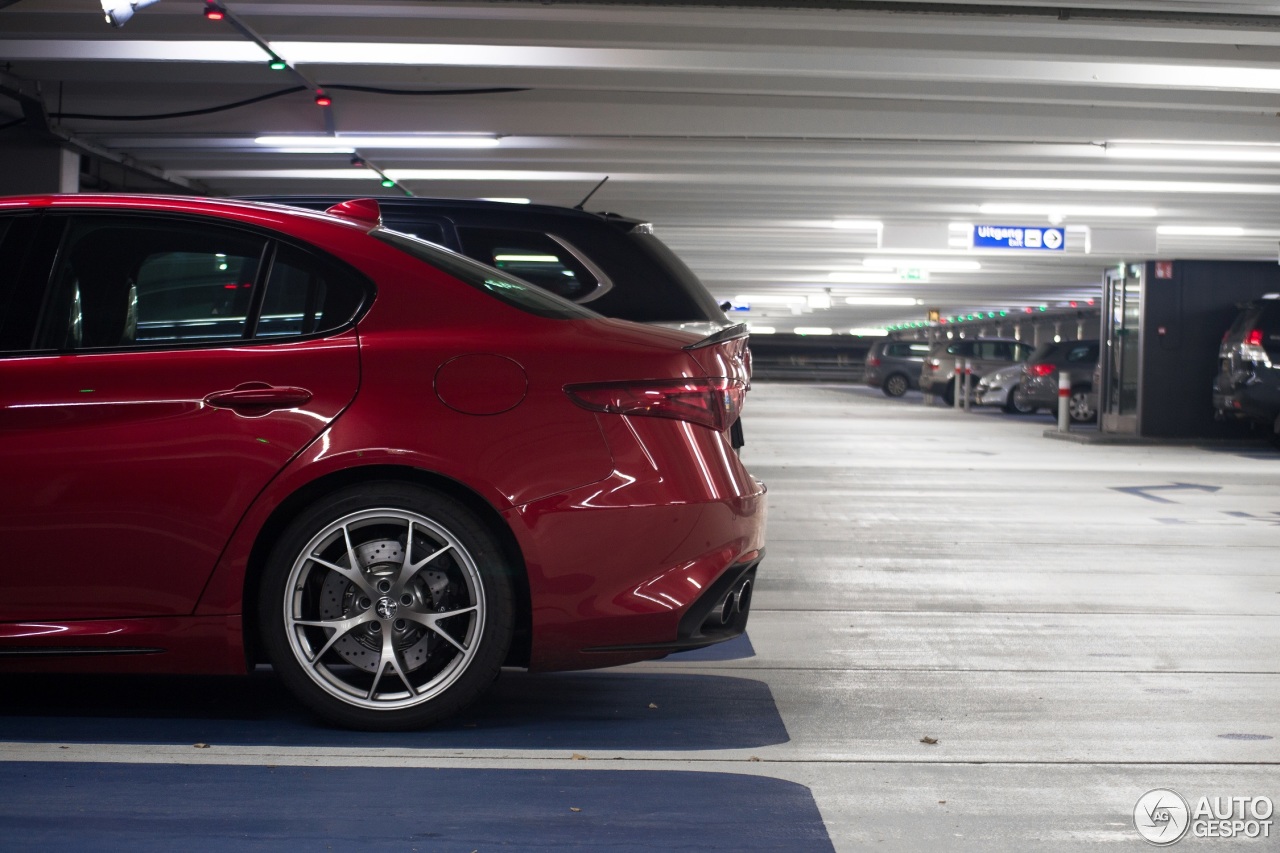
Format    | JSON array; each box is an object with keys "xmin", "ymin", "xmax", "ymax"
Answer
[
  {"xmin": 256, "ymin": 244, "xmax": 368, "ymax": 338},
  {"xmin": 1065, "ymin": 342, "xmax": 1099, "ymax": 363},
  {"xmin": 42, "ymin": 217, "xmax": 269, "ymax": 348},
  {"xmin": 379, "ymin": 217, "xmax": 448, "ymax": 247},
  {"xmin": 886, "ymin": 342, "xmax": 929, "ymax": 358},
  {"xmin": 38, "ymin": 214, "xmax": 368, "ymax": 350},
  {"xmin": 457, "ymin": 226, "xmax": 610, "ymax": 303},
  {"xmin": 374, "ymin": 227, "xmax": 597, "ymax": 319}
]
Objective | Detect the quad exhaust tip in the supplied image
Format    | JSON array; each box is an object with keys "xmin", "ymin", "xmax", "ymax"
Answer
[{"xmin": 716, "ymin": 578, "xmax": 753, "ymax": 626}]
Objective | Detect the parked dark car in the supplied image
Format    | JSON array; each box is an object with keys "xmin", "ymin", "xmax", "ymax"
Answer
[
  {"xmin": 864, "ymin": 339, "xmax": 930, "ymax": 397},
  {"xmin": 0, "ymin": 194, "xmax": 764, "ymax": 731},
  {"xmin": 244, "ymin": 195, "xmax": 731, "ymax": 331},
  {"xmin": 1017, "ymin": 339, "xmax": 1100, "ymax": 422},
  {"xmin": 1213, "ymin": 294, "xmax": 1280, "ymax": 444},
  {"xmin": 919, "ymin": 338, "xmax": 1034, "ymax": 405}
]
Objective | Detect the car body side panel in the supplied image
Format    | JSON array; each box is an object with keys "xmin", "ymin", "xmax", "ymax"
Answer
[
  {"xmin": 0, "ymin": 334, "xmax": 360, "ymax": 622},
  {"xmin": 0, "ymin": 616, "xmax": 244, "ymax": 674}
]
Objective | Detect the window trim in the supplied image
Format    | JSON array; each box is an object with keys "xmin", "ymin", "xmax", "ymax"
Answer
[{"xmin": 24, "ymin": 210, "xmax": 373, "ymax": 356}]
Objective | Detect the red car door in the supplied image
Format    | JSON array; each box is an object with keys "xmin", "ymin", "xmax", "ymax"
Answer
[{"xmin": 0, "ymin": 213, "xmax": 365, "ymax": 622}]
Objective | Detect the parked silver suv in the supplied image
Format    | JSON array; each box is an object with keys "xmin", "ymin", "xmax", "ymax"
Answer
[
  {"xmin": 865, "ymin": 339, "xmax": 931, "ymax": 397},
  {"xmin": 1017, "ymin": 339, "xmax": 1100, "ymax": 422},
  {"xmin": 919, "ymin": 338, "xmax": 1034, "ymax": 405}
]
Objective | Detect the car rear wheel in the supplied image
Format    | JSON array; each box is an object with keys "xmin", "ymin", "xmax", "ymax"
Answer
[
  {"xmin": 1068, "ymin": 387, "xmax": 1096, "ymax": 423},
  {"xmin": 882, "ymin": 372, "xmax": 910, "ymax": 397},
  {"xmin": 260, "ymin": 482, "xmax": 514, "ymax": 730},
  {"xmin": 1005, "ymin": 388, "xmax": 1037, "ymax": 415}
]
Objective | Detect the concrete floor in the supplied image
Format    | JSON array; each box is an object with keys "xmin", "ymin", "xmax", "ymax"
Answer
[{"xmin": 3, "ymin": 382, "xmax": 1278, "ymax": 850}]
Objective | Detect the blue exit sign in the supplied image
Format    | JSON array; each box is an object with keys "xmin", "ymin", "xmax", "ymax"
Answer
[{"xmin": 973, "ymin": 225, "xmax": 1065, "ymax": 251}]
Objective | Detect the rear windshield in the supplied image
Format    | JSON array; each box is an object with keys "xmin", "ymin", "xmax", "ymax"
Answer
[{"xmin": 374, "ymin": 228, "xmax": 597, "ymax": 320}]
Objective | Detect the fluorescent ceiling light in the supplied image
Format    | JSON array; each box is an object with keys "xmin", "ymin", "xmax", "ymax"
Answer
[
  {"xmin": 747, "ymin": 325, "xmax": 776, "ymax": 334},
  {"xmin": 831, "ymin": 219, "xmax": 882, "ymax": 230},
  {"xmin": 734, "ymin": 294, "xmax": 806, "ymax": 305},
  {"xmin": 827, "ymin": 271, "xmax": 930, "ymax": 284},
  {"xmin": 255, "ymin": 135, "xmax": 499, "ymax": 149},
  {"xmin": 844, "ymin": 296, "xmax": 922, "ymax": 306},
  {"xmin": 978, "ymin": 203, "xmax": 1158, "ymax": 218},
  {"xmin": 1106, "ymin": 143, "xmax": 1280, "ymax": 163},
  {"xmin": 479, "ymin": 198, "xmax": 531, "ymax": 204},
  {"xmin": 948, "ymin": 222, "xmax": 973, "ymax": 232},
  {"xmin": 807, "ymin": 293, "xmax": 832, "ymax": 310},
  {"xmin": 273, "ymin": 147, "xmax": 358, "ymax": 154},
  {"xmin": 793, "ymin": 327, "xmax": 834, "ymax": 336},
  {"xmin": 863, "ymin": 258, "xmax": 982, "ymax": 272},
  {"xmin": 100, "ymin": 0, "xmax": 161, "ymax": 27},
  {"xmin": 1156, "ymin": 225, "xmax": 1246, "ymax": 236},
  {"xmin": 495, "ymin": 254, "xmax": 560, "ymax": 263},
  {"xmin": 850, "ymin": 328, "xmax": 890, "ymax": 336},
  {"xmin": 178, "ymin": 169, "xmax": 604, "ymax": 182}
]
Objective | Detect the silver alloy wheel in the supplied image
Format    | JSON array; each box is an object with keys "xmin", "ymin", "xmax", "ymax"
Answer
[
  {"xmin": 883, "ymin": 373, "xmax": 910, "ymax": 397},
  {"xmin": 1068, "ymin": 390, "xmax": 1096, "ymax": 422},
  {"xmin": 282, "ymin": 507, "xmax": 485, "ymax": 711},
  {"xmin": 1007, "ymin": 387, "xmax": 1037, "ymax": 414}
]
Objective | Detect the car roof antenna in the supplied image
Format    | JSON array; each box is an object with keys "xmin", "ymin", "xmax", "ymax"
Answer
[{"xmin": 573, "ymin": 176, "xmax": 609, "ymax": 210}]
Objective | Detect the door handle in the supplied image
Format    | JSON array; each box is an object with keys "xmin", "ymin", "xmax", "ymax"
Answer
[{"xmin": 205, "ymin": 383, "xmax": 313, "ymax": 411}]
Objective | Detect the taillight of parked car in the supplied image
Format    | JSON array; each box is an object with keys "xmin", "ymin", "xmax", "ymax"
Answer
[
  {"xmin": 566, "ymin": 378, "xmax": 746, "ymax": 432},
  {"xmin": 1026, "ymin": 363, "xmax": 1056, "ymax": 377},
  {"xmin": 1240, "ymin": 328, "xmax": 1273, "ymax": 367},
  {"xmin": 867, "ymin": 357, "xmax": 881, "ymax": 367},
  {"xmin": 926, "ymin": 359, "xmax": 939, "ymax": 371}
]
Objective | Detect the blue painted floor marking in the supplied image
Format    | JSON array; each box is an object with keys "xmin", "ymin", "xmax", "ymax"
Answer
[
  {"xmin": 0, "ymin": 763, "xmax": 835, "ymax": 852},
  {"xmin": 0, "ymin": 670, "xmax": 787, "ymax": 750}
]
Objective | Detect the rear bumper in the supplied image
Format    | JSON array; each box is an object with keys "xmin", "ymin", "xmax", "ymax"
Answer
[
  {"xmin": 585, "ymin": 559, "xmax": 759, "ymax": 654},
  {"xmin": 506, "ymin": 414, "xmax": 767, "ymax": 672},
  {"xmin": 1214, "ymin": 388, "xmax": 1280, "ymax": 426}
]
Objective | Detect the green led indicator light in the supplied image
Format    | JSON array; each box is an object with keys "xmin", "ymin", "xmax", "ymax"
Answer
[{"xmin": 269, "ymin": 58, "xmax": 288, "ymax": 70}]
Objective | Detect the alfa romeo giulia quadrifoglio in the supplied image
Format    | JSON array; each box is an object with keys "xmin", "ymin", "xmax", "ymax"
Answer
[{"xmin": 0, "ymin": 195, "xmax": 766, "ymax": 730}]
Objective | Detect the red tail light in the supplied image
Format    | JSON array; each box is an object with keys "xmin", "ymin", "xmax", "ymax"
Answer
[
  {"xmin": 867, "ymin": 357, "xmax": 881, "ymax": 367},
  {"xmin": 1246, "ymin": 328, "xmax": 1264, "ymax": 347},
  {"xmin": 1027, "ymin": 363, "xmax": 1055, "ymax": 377},
  {"xmin": 566, "ymin": 378, "xmax": 745, "ymax": 432}
]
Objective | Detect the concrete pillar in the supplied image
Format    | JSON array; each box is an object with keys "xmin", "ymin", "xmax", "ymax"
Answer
[{"xmin": 0, "ymin": 142, "xmax": 79, "ymax": 194}]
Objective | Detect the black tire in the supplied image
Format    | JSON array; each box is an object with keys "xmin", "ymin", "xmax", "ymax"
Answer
[
  {"xmin": 259, "ymin": 482, "xmax": 515, "ymax": 730},
  {"xmin": 1067, "ymin": 386, "xmax": 1097, "ymax": 423},
  {"xmin": 882, "ymin": 372, "xmax": 910, "ymax": 398},
  {"xmin": 941, "ymin": 380, "xmax": 956, "ymax": 407},
  {"xmin": 1004, "ymin": 387, "xmax": 1037, "ymax": 415}
]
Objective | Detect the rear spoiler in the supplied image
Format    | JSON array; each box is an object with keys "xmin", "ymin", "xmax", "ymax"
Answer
[{"xmin": 683, "ymin": 323, "xmax": 749, "ymax": 350}]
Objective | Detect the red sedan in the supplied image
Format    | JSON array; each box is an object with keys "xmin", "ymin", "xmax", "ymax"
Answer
[{"xmin": 0, "ymin": 195, "xmax": 765, "ymax": 730}]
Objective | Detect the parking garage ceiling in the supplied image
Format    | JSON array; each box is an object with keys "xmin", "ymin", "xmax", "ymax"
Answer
[{"xmin": 5, "ymin": 0, "xmax": 1280, "ymax": 333}]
